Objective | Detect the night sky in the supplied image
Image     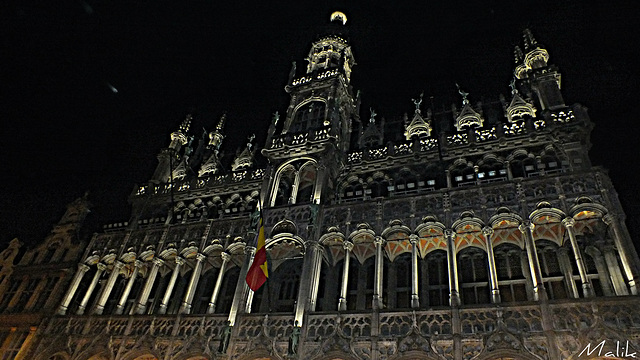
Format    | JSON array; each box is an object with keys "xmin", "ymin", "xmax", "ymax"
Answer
[{"xmin": 1, "ymin": 2, "xmax": 638, "ymax": 249}]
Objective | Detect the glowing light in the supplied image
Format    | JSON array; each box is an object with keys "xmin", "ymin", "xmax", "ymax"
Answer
[
  {"xmin": 330, "ymin": 11, "xmax": 347, "ymax": 25},
  {"xmin": 107, "ymin": 82, "xmax": 118, "ymax": 93}
]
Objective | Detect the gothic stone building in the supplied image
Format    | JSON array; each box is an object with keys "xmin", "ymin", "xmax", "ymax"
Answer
[{"xmin": 2, "ymin": 14, "xmax": 640, "ymax": 360}]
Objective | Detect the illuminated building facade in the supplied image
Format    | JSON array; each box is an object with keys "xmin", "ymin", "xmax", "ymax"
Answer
[{"xmin": 2, "ymin": 14, "xmax": 640, "ymax": 360}]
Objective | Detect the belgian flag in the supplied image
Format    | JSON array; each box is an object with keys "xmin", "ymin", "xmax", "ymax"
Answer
[{"xmin": 246, "ymin": 217, "xmax": 268, "ymax": 291}]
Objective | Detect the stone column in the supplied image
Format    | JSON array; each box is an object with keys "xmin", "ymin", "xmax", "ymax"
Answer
[
  {"xmin": 77, "ymin": 263, "xmax": 106, "ymax": 315},
  {"xmin": 228, "ymin": 246, "xmax": 256, "ymax": 324},
  {"xmin": 445, "ymin": 230, "xmax": 460, "ymax": 306},
  {"xmin": 603, "ymin": 214, "xmax": 639, "ymax": 295},
  {"xmin": 207, "ymin": 252, "xmax": 231, "ymax": 314},
  {"xmin": 372, "ymin": 236, "xmax": 385, "ymax": 310},
  {"xmin": 93, "ymin": 261, "xmax": 125, "ymax": 314},
  {"xmin": 158, "ymin": 257, "xmax": 185, "ymax": 314},
  {"xmin": 294, "ymin": 241, "xmax": 324, "ymax": 324},
  {"xmin": 585, "ymin": 247, "xmax": 614, "ymax": 296},
  {"xmin": 135, "ymin": 257, "xmax": 164, "ymax": 314},
  {"xmin": 338, "ymin": 241, "xmax": 353, "ymax": 311},
  {"xmin": 179, "ymin": 253, "xmax": 207, "ymax": 314},
  {"xmin": 562, "ymin": 218, "xmax": 594, "ymax": 297},
  {"xmin": 57, "ymin": 263, "xmax": 90, "ymax": 315},
  {"xmin": 520, "ymin": 221, "xmax": 547, "ymax": 301},
  {"xmin": 409, "ymin": 234, "xmax": 420, "ymax": 308},
  {"xmin": 483, "ymin": 227, "xmax": 501, "ymax": 303},
  {"xmin": 603, "ymin": 245, "xmax": 629, "ymax": 296},
  {"xmin": 115, "ymin": 260, "xmax": 141, "ymax": 315}
]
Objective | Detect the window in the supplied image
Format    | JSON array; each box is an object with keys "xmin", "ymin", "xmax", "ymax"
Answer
[
  {"xmin": 537, "ymin": 241, "xmax": 569, "ymax": 300},
  {"xmin": 290, "ymin": 101, "xmax": 326, "ymax": 133},
  {"xmin": 422, "ymin": 250, "xmax": 448, "ymax": 307},
  {"xmin": 34, "ymin": 277, "xmax": 60, "ymax": 309},
  {"xmin": 495, "ymin": 244, "xmax": 529, "ymax": 302},
  {"xmin": 457, "ymin": 247, "xmax": 490, "ymax": 305},
  {"xmin": 2, "ymin": 331, "xmax": 28, "ymax": 360},
  {"xmin": 0, "ymin": 279, "xmax": 20, "ymax": 312}
]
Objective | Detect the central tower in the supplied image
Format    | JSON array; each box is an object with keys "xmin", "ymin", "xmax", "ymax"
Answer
[{"xmin": 262, "ymin": 12, "xmax": 359, "ymax": 208}]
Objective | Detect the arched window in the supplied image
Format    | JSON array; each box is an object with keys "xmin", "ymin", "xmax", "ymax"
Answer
[
  {"xmin": 290, "ymin": 101, "xmax": 326, "ymax": 133},
  {"xmin": 216, "ymin": 266, "xmax": 240, "ymax": 314},
  {"xmin": 451, "ymin": 165, "xmax": 475, "ymax": 187},
  {"xmin": 494, "ymin": 244, "xmax": 529, "ymax": 302},
  {"xmin": 274, "ymin": 166, "xmax": 296, "ymax": 206},
  {"xmin": 192, "ymin": 268, "xmax": 218, "ymax": 314},
  {"xmin": 477, "ymin": 158, "xmax": 507, "ymax": 183},
  {"xmin": 296, "ymin": 163, "xmax": 316, "ymax": 204},
  {"xmin": 386, "ymin": 253, "xmax": 411, "ymax": 309},
  {"xmin": 540, "ymin": 151, "xmax": 562, "ymax": 174},
  {"xmin": 421, "ymin": 250, "xmax": 448, "ymax": 307},
  {"xmin": 254, "ymin": 257, "xmax": 303, "ymax": 313},
  {"xmin": 344, "ymin": 256, "xmax": 376, "ymax": 310},
  {"xmin": 457, "ymin": 247, "xmax": 490, "ymax": 305},
  {"xmin": 536, "ymin": 240, "xmax": 569, "ymax": 300},
  {"xmin": 510, "ymin": 154, "xmax": 537, "ymax": 178},
  {"xmin": 369, "ymin": 179, "xmax": 389, "ymax": 198}
]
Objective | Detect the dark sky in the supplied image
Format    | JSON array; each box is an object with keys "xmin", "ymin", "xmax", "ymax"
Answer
[{"xmin": 1, "ymin": 1, "xmax": 638, "ymax": 249}]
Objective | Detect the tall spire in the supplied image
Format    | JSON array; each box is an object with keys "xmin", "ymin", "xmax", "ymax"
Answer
[
  {"xmin": 198, "ymin": 113, "xmax": 227, "ymax": 177},
  {"xmin": 208, "ymin": 113, "xmax": 226, "ymax": 150},
  {"xmin": 169, "ymin": 114, "xmax": 191, "ymax": 150}
]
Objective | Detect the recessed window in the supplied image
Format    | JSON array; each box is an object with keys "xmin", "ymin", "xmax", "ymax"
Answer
[
  {"xmin": 364, "ymin": 189, "xmax": 372, "ymax": 194},
  {"xmin": 407, "ymin": 183, "xmax": 415, "ymax": 188},
  {"xmin": 488, "ymin": 171, "xmax": 496, "ymax": 176},
  {"xmin": 427, "ymin": 180, "xmax": 435, "ymax": 186},
  {"xmin": 466, "ymin": 174, "xmax": 474, "ymax": 180},
  {"xmin": 355, "ymin": 190, "xmax": 363, "ymax": 195},
  {"xmin": 477, "ymin": 173, "xmax": 485, "ymax": 179},
  {"xmin": 346, "ymin": 191, "xmax": 353, "ymax": 196},
  {"xmin": 549, "ymin": 161, "xmax": 557, "ymax": 167},
  {"xmin": 525, "ymin": 165, "xmax": 535, "ymax": 171},
  {"xmin": 455, "ymin": 176, "xmax": 463, "ymax": 182},
  {"xmin": 499, "ymin": 169, "xmax": 507, "ymax": 175},
  {"xmin": 397, "ymin": 184, "xmax": 405, "ymax": 190}
]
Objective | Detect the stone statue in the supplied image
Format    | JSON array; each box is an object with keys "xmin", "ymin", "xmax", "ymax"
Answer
[
  {"xmin": 369, "ymin": 108, "xmax": 377, "ymax": 123},
  {"xmin": 250, "ymin": 208, "xmax": 261, "ymax": 229},
  {"xmin": 288, "ymin": 320, "xmax": 301, "ymax": 355},
  {"xmin": 509, "ymin": 78, "xmax": 517, "ymax": 94},
  {"xmin": 456, "ymin": 83, "xmax": 469, "ymax": 104},
  {"xmin": 412, "ymin": 92, "xmax": 424, "ymax": 112},
  {"xmin": 272, "ymin": 111, "xmax": 280, "ymax": 126},
  {"xmin": 309, "ymin": 203, "xmax": 319, "ymax": 225},
  {"xmin": 218, "ymin": 320, "xmax": 232, "ymax": 353}
]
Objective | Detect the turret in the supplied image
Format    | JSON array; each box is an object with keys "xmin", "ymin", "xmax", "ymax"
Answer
[
  {"xmin": 513, "ymin": 29, "xmax": 565, "ymax": 111},
  {"xmin": 151, "ymin": 114, "xmax": 192, "ymax": 183}
]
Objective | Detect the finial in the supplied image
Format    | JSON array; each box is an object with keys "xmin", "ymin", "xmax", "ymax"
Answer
[
  {"xmin": 369, "ymin": 108, "xmax": 377, "ymax": 123},
  {"xmin": 330, "ymin": 11, "xmax": 347, "ymax": 25},
  {"xmin": 216, "ymin": 113, "xmax": 226, "ymax": 131},
  {"xmin": 509, "ymin": 78, "xmax": 517, "ymax": 94},
  {"xmin": 524, "ymin": 28, "xmax": 537, "ymax": 46},
  {"xmin": 272, "ymin": 111, "xmax": 280, "ymax": 126},
  {"xmin": 514, "ymin": 45, "xmax": 524, "ymax": 63},
  {"xmin": 456, "ymin": 83, "xmax": 469, "ymax": 105},
  {"xmin": 179, "ymin": 114, "xmax": 192, "ymax": 133},
  {"xmin": 247, "ymin": 133, "xmax": 255, "ymax": 151},
  {"xmin": 412, "ymin": 92, "xmax": 424, "ymax": 113}
]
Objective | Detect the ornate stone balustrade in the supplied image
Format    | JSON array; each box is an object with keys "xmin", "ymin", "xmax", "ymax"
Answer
[
  {"xmin": 133, "ymin": 168, "xmax": 265, "ymax": 198},
  {"xmin": 35, "ymin": 297, "xmax": 640, "ymax": 360}
]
